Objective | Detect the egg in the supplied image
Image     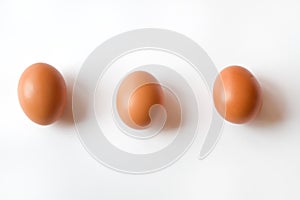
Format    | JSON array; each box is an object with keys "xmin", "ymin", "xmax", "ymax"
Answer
[
  {"xmin": 116, "ymin": 71, "xmax": 164, "ymax": 129},
  {"xmin": 18, "ymin": 63, "xmax": 67, "ymax": 125},
  {"xmin": 213, "ymin": 66, "xmax": 262, "ymax": 124}
]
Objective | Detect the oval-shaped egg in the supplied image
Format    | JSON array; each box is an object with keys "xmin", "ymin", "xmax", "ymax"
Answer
[
  {"xmin": 213, "ymin": 66, "xmax": 262, "ymax": 124},
  {"xmin": 18, "ymin": 63, "xmax": 67, "ymax": 125},
  {"xmin": 116, "ymin": 71, "xmax": 164, "ymax": 129}
]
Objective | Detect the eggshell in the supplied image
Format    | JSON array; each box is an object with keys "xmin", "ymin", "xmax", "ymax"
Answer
[
  {"xmin": 116, "ymin": 71, "xmax": 164, "ymax": 128},
  {"xmin": 18, "ymin": 63, "xmax": 67, "ymax": 125},
  {"xmin": 213, "ymin": 66, "xmax": 262, "ymax": 124}
]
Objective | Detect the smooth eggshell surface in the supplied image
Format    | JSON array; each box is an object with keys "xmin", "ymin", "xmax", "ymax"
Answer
[
  {"xmin": 18, "ymin": 63, "xmax": 67, "ymax": 125},
  {"xmin": 116, "ymin": 71, "xmax": 164, "ymax": 129},
  {"xmin": 213, "ymin": 66, "xmax": 262, "ymax": 124}
]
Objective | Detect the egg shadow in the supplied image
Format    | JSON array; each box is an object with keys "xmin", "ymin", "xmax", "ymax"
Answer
[
  {"xmin": 250, "ymin": 78, "xmax": 286, "ymax": 127},
  {"xmin": 57, "ymin": 70, "xmax": 88, "ymax": 128},
  {"xmin": 58, "ymin": 72, "xmax": 75, "ymax": 126},
  {"xmin": 70, "ymin": 79, "xmax": 89, "ymax": 125},
  {"xmin": 163, "ymin": 88, "xmax": 181, "ymax": 130}
]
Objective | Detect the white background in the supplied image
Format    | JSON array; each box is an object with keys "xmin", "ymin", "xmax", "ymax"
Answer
[{"xmin": 1, "ymin": 0, "xmax": 300, "ymax": 199}]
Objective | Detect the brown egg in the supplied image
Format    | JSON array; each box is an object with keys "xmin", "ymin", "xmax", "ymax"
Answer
[
  {"xmin": 18, "ymin": 63, "xmax": 67, "ymax": 125},
  {"xmin": 213, "ymin": 66, "xmax": 262, "ymax": 124},
  {"xmin": 116, "ymin": 71, "xmax": 164, "ymax": 129}
]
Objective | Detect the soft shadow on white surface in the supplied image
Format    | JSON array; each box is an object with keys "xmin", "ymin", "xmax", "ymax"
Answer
[
  {"xmin": 58, "ymin": 71, "xmax": 75, "ymax": 126},
  {"xmin": 162, "ymin": 88, "xmax": 181, "ymax": 130},
  {"xmin": 71, "ymin": 79, "xmax": 89, "ymax": 126},
  {"xmin": 251, "ymin": 78, "xmax": 286, "ymax": 127}
]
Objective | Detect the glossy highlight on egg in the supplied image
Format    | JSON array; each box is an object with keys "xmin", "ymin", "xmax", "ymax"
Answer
[
  {"xmin": 18, "ymin": 63, "xmax": 67, "ymax": 125},
  {"xmin": 213, "ymin": 65, "xmax": 262, "ymax": 124}
]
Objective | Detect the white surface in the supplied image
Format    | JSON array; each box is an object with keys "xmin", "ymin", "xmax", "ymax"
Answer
[{"xmin": 1, "ymin": 0, "xmax": 300, "ymax": 199}]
